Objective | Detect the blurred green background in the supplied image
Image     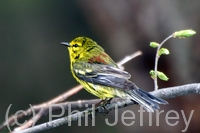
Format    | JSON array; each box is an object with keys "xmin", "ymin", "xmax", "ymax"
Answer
[{"xmin": 0, "ymin": 0, "xmax": 200, "ymax": 133}]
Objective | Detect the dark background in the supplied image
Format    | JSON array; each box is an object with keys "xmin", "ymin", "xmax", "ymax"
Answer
[{"xmin": 0, "ymin": 0, "xmax": 200, "ymax": 133}]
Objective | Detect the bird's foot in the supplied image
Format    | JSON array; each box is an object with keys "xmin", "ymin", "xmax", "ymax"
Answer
[{"xmin": 96, "ymin": 98, "xmax": 113, "ymax": 115}]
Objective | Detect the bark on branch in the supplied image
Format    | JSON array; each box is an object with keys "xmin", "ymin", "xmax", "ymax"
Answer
[{"xmin": 16, "ymin": 83, "xmax": 200, "ymax": 133}]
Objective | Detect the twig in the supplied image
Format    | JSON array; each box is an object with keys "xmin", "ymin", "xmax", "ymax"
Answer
[
  {"xmin": 151, "ymin": 83, "xmax": 200, "ymax": 98},
  {"xmin": 0, "ymin": 85, "xmax": 82, "ymax": 132},
  {"xmin": 117, "ymin": 51, "xmax": 142, "ymax": 69},
  {"xmin": 154, "ymin": 35, "xmax": 173, "ymax": 90},
  {"xmin": 17, "ymin": 83, "xmax": 200, "ymax": 133}
]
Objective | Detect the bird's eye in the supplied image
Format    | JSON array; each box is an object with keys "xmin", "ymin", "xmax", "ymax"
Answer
[{"xmin": 74, "ymin": 44, "xmax": 79, "ymax": 47}]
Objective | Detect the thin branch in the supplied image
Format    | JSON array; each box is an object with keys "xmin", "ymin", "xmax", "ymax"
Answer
[
  {"xmin": 32, "ymin": 83, "xmax": 200, "ymax": 113},
  {"xmin": 154, "ymin": 35, "xmax": 173, "ymax": 90},
  {"xmin": 117, "ymin": 51, "xmax": 142, "ymax": 69},
  {"xmin": 16, "ymin": 83, "xmax": 200, "ymax": 133},
  {"xmin": 47, "ymin": 85, "xmax": 83, "ymax": 104},
  {"xmin": 151, "ymin": 83, "xmax": 200, "ymax": 98},
  {"xmin": 0, "ymin": 85, "xmax": 82, "ymax": 132}
]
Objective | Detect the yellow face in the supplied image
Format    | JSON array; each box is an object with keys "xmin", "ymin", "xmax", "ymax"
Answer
[
  {"xmin": 68, "ymin": 37, "xmax": 88, "ymax": 59},
  {"xmin": 63, "ymin": 37, "xmax": 104, "ymax": 63}
]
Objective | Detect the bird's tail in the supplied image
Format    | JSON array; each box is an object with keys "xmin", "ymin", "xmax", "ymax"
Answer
[{"xmin": 126, "ymin": 87, "xmax": 168, "ymax": 112}]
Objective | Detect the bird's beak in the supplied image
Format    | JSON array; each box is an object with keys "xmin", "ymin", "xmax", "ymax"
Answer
[{"xmin": 61, "ymin": 42, "xmax": 70, "ymax": 47}]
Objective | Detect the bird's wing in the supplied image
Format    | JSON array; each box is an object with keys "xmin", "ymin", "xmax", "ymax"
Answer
[
  {"xmin": 73, "ymin": 62, "xmax": 134, "ymax": 90},
  {"xmin": 73, "ymin": 62, "xmax": 168, "ymax": 111}
]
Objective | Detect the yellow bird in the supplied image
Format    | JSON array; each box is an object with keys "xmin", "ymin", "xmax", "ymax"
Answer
[{"xmin": 61, "ymin": 37, "xmax": 168, "ymax": 112}]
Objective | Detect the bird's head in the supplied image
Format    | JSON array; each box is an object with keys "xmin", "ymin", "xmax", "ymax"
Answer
[{"xmin": 61, "ymin": 37, "xmax": 104, "ymax": 62}]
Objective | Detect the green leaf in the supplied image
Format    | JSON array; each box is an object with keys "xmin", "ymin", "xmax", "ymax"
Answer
[
  {"xmin": 158, "ymin": 48, "xmax": 170, "ymax": 56},
  {"xmin": 150, "ymin": 42, "xmax": 159, "ymax": 48},
  {"xmin": 157, "ymin": 71, "xmax": 169, "ymax": 81},
  {"xmin": 149, "ymin": 70, "xmax": 156, "ymax": 79},
  {"xmin": 173, "ymin": 29, "xmax": 196, "ymax": 38}
]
